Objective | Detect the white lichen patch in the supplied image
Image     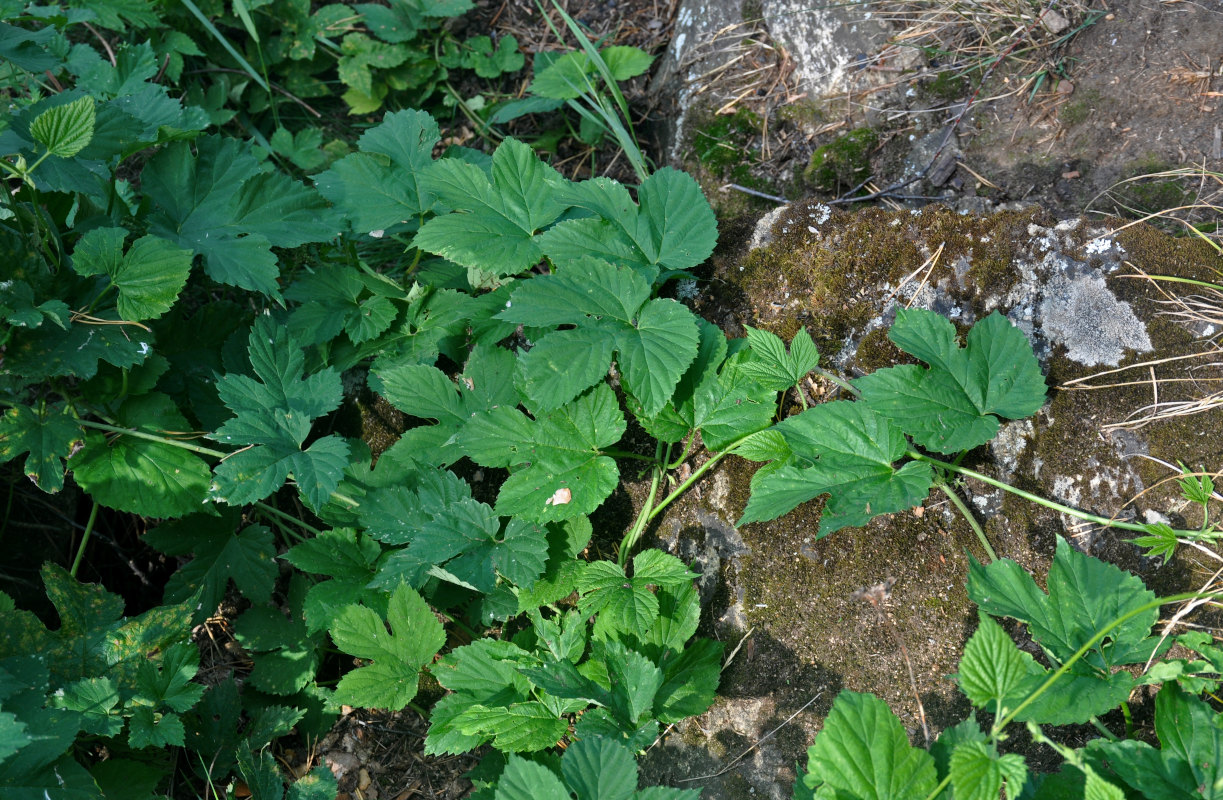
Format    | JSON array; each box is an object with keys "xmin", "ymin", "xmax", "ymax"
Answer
[
  {"xmin": 990, "ymin": 419, "xmax": 1035, "ymax": 478},
  {"xmin": 1038, "ymin": 268, "xmax": 1152, "ymax": 367}
]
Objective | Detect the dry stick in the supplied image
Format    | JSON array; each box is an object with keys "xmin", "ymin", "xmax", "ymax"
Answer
[
  {"xmin": 852, "ymin": 578, "xmax": 930, "ymax": 745},
  {"xmin": 827, "ymin": 0, "xmax": 1063, "ymax": 207},
  {"xmin": 676, "ymin": 693, "xmax": 822, "ymax": 783}
]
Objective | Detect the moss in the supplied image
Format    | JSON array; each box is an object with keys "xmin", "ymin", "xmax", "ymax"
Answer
[
  {"xmin": 925, "ymin": 70, "xmax": 968, "ymax": 101},
  {"xmin": 803, "ymin": 128, "xmax": 878, "ymax": 193},
  {"xmin": 692, "ymin": 107, "xmax": 762, "ymax": 173},
  {"xmin": 776, "ymin": 99, "xmax": 825, "ymax": 128}
]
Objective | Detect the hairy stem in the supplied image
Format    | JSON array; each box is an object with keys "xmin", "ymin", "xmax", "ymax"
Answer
[
  {"xmin": 910, "ymin": 451, "xmax": 1203, "ymax": 539},
  {"xmin": 619, "ymin": 442, "xmax": 664, "ymax": 567},
  {"xmin": 934, "ymin": 481, "xmax": 998, "ymax": 562},
  {"xmin": 79, "ymin": 419, "xmax": 226, "ymax": 458},
  {"xmin": 255, "ymin": 501, "xmax": 320, "ymax": 539},
  {"xmin": 647, "ymin": 433, "xmax": 757, "ymax": 525},
  {"xmin": 70, "ymin": 502, "xmax": 99, "ymax": 579}
]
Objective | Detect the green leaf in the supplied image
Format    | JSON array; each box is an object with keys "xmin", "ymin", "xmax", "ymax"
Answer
[
  {"xmin": 601, "ymin": 46, "xmax": 654, "ymax": 80},
  {"xmin": 144, "ymin": 135, "xmax": 336, "ymax": 298},
  {"xmin": 51, "ymin": 676, "xmax": 122, "ymax": 736},
  {"xmin": 453, "ymin": 702, "xmax": 569, "ymax": 752},
  {"xmin": 71, "ymin": 228, "xmax": 193, "ymax": 321},
  {"xmin": 0, "ymin": 403, "xmax": 82, "ymax": 492},
  {"xmin": 802, "ymin": 691, "xmax": 938, "ymax": 800},
  {"xmin": 3, "ymin": 311, "xmax": 153, "ymax": 381},
  {"xmin": 69, "ymin": 393, "xmax": 211, "ymax": 517},
  {"xmin": 373, "ymin": 344, "xmax": 520, "ymax": 466},
  {"xmin": 132, "ymin": 641, "xmax": 204, "ymax": 712},
  {"xmin": 516, "ymin": 324, "xmax": 616, "ymax": 413},
  {"xmin": 495, "ymin": 756, "xmax": 569, "ymax": 800},
  {"xmin": 283, "ymin": 528, "xmax": 382, "ymax": 582},
  {"xmin": 529, "ymin": 50, "xmax": 597, "ymax": 100},
  {"xmin": 414, "ymin": 137, "xmax": 566, "ymax": 279},
  {"xmin": 238, "ymin": 749, "xmax": 285, "ymax": 800},
  {"xmin": 127, "ymin": 706, "xmax": 185, "ymax": 748},
  {"xmin": 655, "ymin": 638, "xmax": 723, "ymax": 722},
  {"xmin": 541, "ymin": 169, "xmax": 717, "ymax": 278},
  {"xmin": 211, "ymin": 317, "xmax": 348, "ymax": 511},
  {"xmin": 463, "ymin": 35, "xmax": 524, "ymax": 78},
  {"xmin": 948, "ymin": 742, "xmax": 1027, "ymax": 800},
  {"xmin": 0, "ymin": 712, "xmax": 29, "ymax": 762},
  {"xmin": 562, "ymin": 737, "xmax": 637, "ymax": 800},
  {"xmin": 233, "ymin": 606, "xmax": 318, "ymax": 695},
  {"xmin": 410, "ymin": 499, "xmax": 549, "ymax": 593},
  {"xmin": 967, "ymin": 537, "xmax": 1162, "ymax": 667},
  {"xmin": 457, "ymin": 384, "xmax": 626, "ymax": 523},
  {"xmin": 855, "ymin": 309, "xmax": 1046, "ymax": 453},
  {"xmin": 739, "ymin": 401, "xmax": 933, "ymax": 535},
  {"xmin": 1086, "ymin": 684, "xmax": 1217, "ymax": 800},
  {"xmin": 329, "ymin": 583, "xmax": 445, "ymax": 710},
  {"xmin": 30, "ymin": 96, "xmax": 95, "ymax": 158},
  {"xmin": 285, "ymin": 264, "xmax": 404, "ymax": 346},
  {"xmin": 740, "ymin": 326, "xmax": 820, "ymax": 390},
  {"xmin": 954, "ymin": 613, "xmax": 1036, "ymax": 715},
  {"xmin": 577, "ymin": 551, "xmax": 694, "ymax": 640},
  {"xmin": 288, "ymin": 765, "xmax": 339, "ymax": 800},
  {"xmin": 145, "ymin": 513, "xmax": 277, "ymax": 616},
  {"xmin": 315, "ymin": 109, "xmax": 440, "ymax": 234},
  {"xmin": 498, "ymin": 256, "xmax": 699, "ymax": 414},
  {"xmin": 1129, "ymin": 522, "xmax": 1179, "ymax": 562}
]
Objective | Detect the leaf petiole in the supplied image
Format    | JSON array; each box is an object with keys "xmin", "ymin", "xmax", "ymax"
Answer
[
  {"xmin": 79, "ymin": 419, "xmax": 227, "ymax": 458},
  {"xmin": 933, "ymin": 481, "xmax": 997, "ymax": 562},
  {"xmin": 909, "ymin": 451, "xmax": 1205, "ymax": 539}
]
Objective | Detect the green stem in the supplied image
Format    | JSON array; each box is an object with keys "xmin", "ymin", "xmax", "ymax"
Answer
[
  {"xmin": 934, "ymin": 481, "xmax": 997, "ymax": 562},
  {"xmin": 793, "ymin": 382, "xmax": 808, "ymax": 411},
  {"xmin": 646, "ymin": 433, "xmax": 758, "ymax": 524},
  {"xmin": 665, "ymin": 436, "xmax": 695, "ymax": 471},
  {"xmin": 619, "ymin": 442, "xmax": 664, "ymax": 567},
  {"xmin": 70, "ymin": 502, "xmax": 99, "ymax": 579},
  {"xmin": 254, "ymin": 501, "xmax": 321, "ymax": 538},
  {"xmin": 909, "ymin": 451, "xmax": 1203, "ymax": 538},
  {"xmin": 79, "ymin": 419, "xmax": 227, "ymax": 458},
  {"xmin": 814, "ymin": 366, "xmax": 860, "ymax": 397},
  {"xmin": 923, "ymin": 588, "xmax": 1218, "ymax": 800},
  {"xmin": 1121, "ymin": 700, "xmax": 1134, "ymax": 739},
  {"xmin": 601, "ymin": 449, "xmax": 658, "ymax": 463},
  {"xmin": 1088, "ymin": 715, "xmax": 1117, "ymax": 742},
  {"xmin": 995, "ymin": 589, "xmax": 1212, "ymax": 731}
]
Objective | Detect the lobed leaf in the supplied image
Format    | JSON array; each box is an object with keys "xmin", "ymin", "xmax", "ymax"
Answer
[
  {"xmin": 414, "ymin": 137, "xmax": 566, "ymax": 279},
  {"xmin": 315, "ymin": 109, "xmax": 440, "ymax": 233},
  {"xmin": 739, "ymin": 401, "xmax": 932, "ymax": 535},
  {"xmin": 329, "ymin": 583, "xmax": 445, "ymax": 710},
  {"xmin": 0, "ymin": 404, "xmax": 83, "ymax": 493},
  {"xmin": 855, "ymin": 309, "xmax": 1046, "ymax": 454},
  {"xmin": 967, "ymin": 536, "xmax": 1163, "ymax": 668}
]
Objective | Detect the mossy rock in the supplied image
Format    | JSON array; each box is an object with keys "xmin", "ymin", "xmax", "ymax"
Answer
[
  {"xmin": 802, "ymin": 128, "xmax": 877, "ymax": 192},
  {"xmin": 639, "ymin": 203, "xmax": 1223, "ymax": 798}
]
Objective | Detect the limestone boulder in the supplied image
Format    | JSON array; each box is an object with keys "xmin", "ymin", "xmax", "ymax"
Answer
[{"xmin": 638, "ymin": 204, "xmax": 1223, "ymax": 799}]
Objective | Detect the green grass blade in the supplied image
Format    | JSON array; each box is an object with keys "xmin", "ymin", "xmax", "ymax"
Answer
[{"xmin": 178, "ymin": 0, "xmax": 269, "ymax": 92}]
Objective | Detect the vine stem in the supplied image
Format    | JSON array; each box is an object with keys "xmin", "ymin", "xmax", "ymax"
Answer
[
  {"xmin": 254, "ymin": 502, "xmax": 320, "ymax": 539},
  {"xmin": 909, "ymin": 451, "xmax": 1204, "ymax": 539},
  {"xmin": 934, "ymin": 482, "xmax": 998, "ymax": 562},
  {"xmin": 922, "ymin": 587, "xmax": 1217, "ymax": 800},
  {"xmin": 79, "ymin": 419, "xmax": 227, "ymax": 458},
  {"xmin": 619, "ymin": 442, "xmax": 665, "ymax": 567},
  {"xmin": 69, "ymin": 502, "xmax": 99, "ymax": 579}
]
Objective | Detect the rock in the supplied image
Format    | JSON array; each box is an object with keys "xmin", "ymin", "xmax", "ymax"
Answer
[
  {"xmin": 640, "ymin": 204, "xmax": 1223, "ymax": 797},
  {"xmin": 651, "ymin": 0, "xmax": 893, "ymax": 166}
]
